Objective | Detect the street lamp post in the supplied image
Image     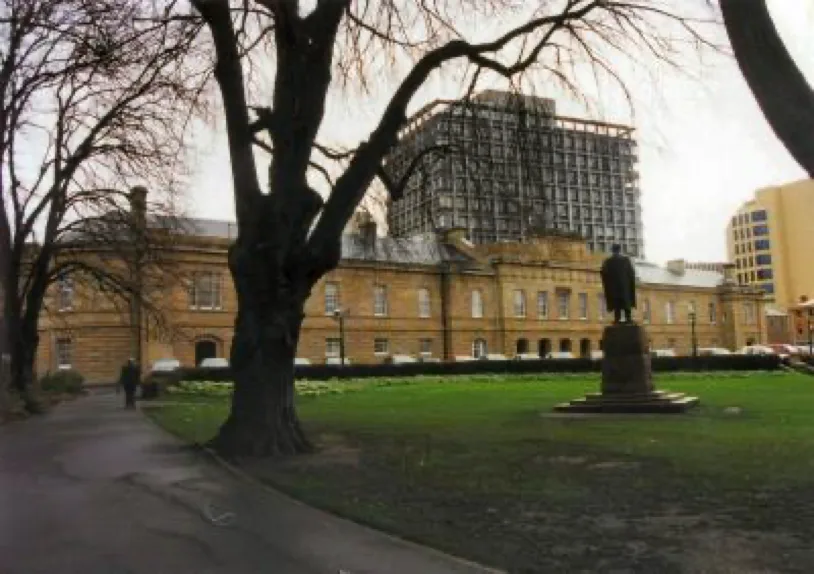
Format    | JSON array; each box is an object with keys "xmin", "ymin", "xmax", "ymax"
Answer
[
  {"xmin": 332, "ymin": 308, "xmax": 347, "ymax": 366},
  {"xmin": 689, "ymin": 309, "xmax": 698, "ymax": 362}
]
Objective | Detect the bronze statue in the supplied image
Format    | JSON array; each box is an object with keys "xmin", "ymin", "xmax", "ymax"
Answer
[{"xmin": 600, "ymin": 243, "xmax": 636, "ymax": 323}]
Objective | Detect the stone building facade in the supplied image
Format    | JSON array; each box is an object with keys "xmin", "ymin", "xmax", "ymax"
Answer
[{"xmin": 37, "ymin": 218, "xmax": 767, "ymax": 385}]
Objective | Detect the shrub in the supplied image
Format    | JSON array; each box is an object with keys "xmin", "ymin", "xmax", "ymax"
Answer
[
  {"xmin": 140, "ymin": 371, "xmax": 180, "ymax": 400},
  {"xmin": 39, "ymin": 369, "xmax": 85, "ymax": 395}
]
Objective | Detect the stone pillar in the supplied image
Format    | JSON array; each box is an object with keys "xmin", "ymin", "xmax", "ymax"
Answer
[{"xmin": 601, "ymin": 323, "xmax": 653, "ymax": 395}]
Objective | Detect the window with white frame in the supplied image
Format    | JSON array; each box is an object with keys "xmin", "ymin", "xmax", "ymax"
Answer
[
  {"xmin": 55, "ymin": 337, "xmax": 72, "ymax": 369},
  {"xmin": 471, "ymin": 290, "xmax": 484, "ymax": 318},
  {"xmin": 643, "ymin": 298, "xmax": 651, "ymax": 323},
  {"xmin": 557, "ymin": 289, "xmax": 570, "ymax": 319},
  {"xmin": 374, "ymin": 338, "xmax": 389, "ymax": 355},
  {"xmin": 374, "ymin": 285, "xmax": 388, "ymax": 316},
  {"xmin": 189, "ymin": 272, "xmax": 223, "ymax": 310},
  {"xmin": 418, "ymin": 288, "xmax": 431, "ymax": 318},
  {"xmin": 666, "ymin": 301, "xmax": 676, "ymax": 324},
  {"xmin": 472, "ymin": 338, "xmax": 488, "ymax": 359},
  {"xmin": 513, "ymin": 289, "xmax": 526, "ymax": 318},
  {"xmin": 419, "ymin": 338, "xmax": 433, "ymax": 356},
  {"xmin": 597, "ymin": 293, "xmax": 606, "ymax": 320},
  {"xmin": 325, "ymin": 338, "xmax": 341, "ymax": 357},
  {"xmin": 57, "ymin": 275, "xmax": 74, "ymax": 311},
  {"xmin": 537, "ymin": 291, "xmax": 549, "ymax": 319},
  {"xmin": 578, "ymin": 293, "xmax": 588, "ymax": 320},
  {"xmin": 324, "ymin": 282, "xmax": 339, "ymax": 315},
  {"xmin": 708, "ymin": 302, "xmax": 717, "ymax": 324}
]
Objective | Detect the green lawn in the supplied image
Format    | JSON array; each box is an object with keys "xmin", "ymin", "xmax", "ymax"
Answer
[{"xmin": 146, "ymin": 372, "xmax": 814, "ymax": 573}]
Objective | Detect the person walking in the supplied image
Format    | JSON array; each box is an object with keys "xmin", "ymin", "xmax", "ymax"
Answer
[{"xmin": 119, "ymin": 358, "xmax": 140, "ymax": 409}]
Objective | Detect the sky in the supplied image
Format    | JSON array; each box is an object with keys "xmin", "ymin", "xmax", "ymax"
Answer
[{"xmin": 182, "ymin": 0, "xmax": 814, "ymax": 265}]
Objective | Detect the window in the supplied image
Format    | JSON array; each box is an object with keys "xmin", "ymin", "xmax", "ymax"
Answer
[
  {"xmin": 666, "ymin": 301, "xmax": 676, "ymax": 324},
  {"xmin": 754, "ymin": 239, "xmax": 770, "ymax": 251},
  {"xmin": 757, "ymin": 268, "xmax": 773, "ymax": 280},
  {"xmin": 643, "ymin": 299, "xmax": 652, "ymax": 323},
  {"xmin": 744, "ymin": 302, "xmax": 756, "ymax": 325},
  {"xmin": 597, "ymin": 293, "xmax": 606, "ymax": 320},
  {"xmin": 537, "ymin": 291, "xmax": 549, "ymax": 319},
  {"xmin": 374, "ymin": 338, "xmax": 389, "ymax": 355},
  {"xmin": 374, "ymin": 285, "xmax": 388, "ymax": 316},
  {"xmin": 761, "ymin": 283, "xmax": 775, "ymax": 294},
  {"xmin": 708, "ymin": 302, "xmax": 717, "ymax": 324},
  {"xmin": 578, "ymin": 293, "xmax": 588, "ymax": 320},
  {"xmin": 325, "ymin": 338, "xmax": 341, "ymax": 357},
  {"xmin": 751, "ymin": 210, "xmax": 768, "ymax": 222},
  {"xmin": 324, "ymin": 282, "xmax": 339, "ymax": 315},
  {"xmin": 472, "ymin": 338, "xmax": 488, "ymax": 359},
  {"xmin": 753, "ymin": 224, "xmax": 769, "ymax": 236},
  {"xmin": 55, "ymin": 337, "xmax": 72, "ymax": 369},
  {"xmin": 420, "ymin": 339, "xmax": 433, "ymax": 356},
  {"xmin": 513, "ymin": 289, "xmax": 527, "ymax": 318},
  {"xmin": 557, "ymin": 290, "xmax": 570, "ymax": 319},
  {"xmin": 471, "ymin": 290, "xmax": 484, "ymax": 318},
  {"xmin": 418, "ymin": 288, "xmax": 431, "ymax": 318},
  {"xmin": 755, "ymin": 254, "xmax": 772, "ymax": 266},
  {"xmin": 57, "ymin": 275, "xmax": 74, "ymax": 311},
  {"xmin": 189, "ymin": 272, "xmax": 223, "ymax": 310}
]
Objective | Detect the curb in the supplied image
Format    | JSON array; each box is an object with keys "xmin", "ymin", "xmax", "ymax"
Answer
[{"xmin": 195, "ymin": 443, "xmax": 506, "ymax": 574}]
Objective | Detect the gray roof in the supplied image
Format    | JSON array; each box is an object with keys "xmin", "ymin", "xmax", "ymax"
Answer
[
  {"xmin": 341, "ymin": 232, "xmax": 472, "ymax": 265},
  {"xmin": 634, "ymin": 261, "xmax": 723, "ymax": 289}
]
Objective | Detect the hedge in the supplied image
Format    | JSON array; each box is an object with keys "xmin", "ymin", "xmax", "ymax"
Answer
[{"xmin": 170, "ymin": 354, "xmax": 780, "ymax": 384}]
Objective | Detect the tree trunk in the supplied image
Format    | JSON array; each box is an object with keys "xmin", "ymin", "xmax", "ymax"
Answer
[
  {"xmin": 9, "ymin": 322, "xmax": 43, "ymax": 413},
  {"xmin": 207, "ymin": 238, "xmax": 312, "ymax": 458},
  {"xmin": 721, "ymin": 0, "xmax": 814, "ymax": 178}
]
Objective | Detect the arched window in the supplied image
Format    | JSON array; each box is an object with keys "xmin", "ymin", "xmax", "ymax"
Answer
[
  {"xmin": 559, "ymin": 338, "xmax": 572, "ymax": 353},
  {"xmin": 516, "ymin": 338, "xmax": 529, "ymax": 355},
  {"xmin": 579, "ymin": 338, "xmax": 591, "ymax": 358},
  {"xmin": 472, "ymin": 338, "xmax": 488, "ymax": 359},
  {"xmin": 538, "ymin": 338, "xmax": 552, "ymax": 358},
  {"xmin": 195, "ymin": 339, "xmax": 218, "ymax": 366}
]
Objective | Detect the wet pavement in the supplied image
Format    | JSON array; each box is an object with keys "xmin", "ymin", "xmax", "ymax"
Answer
[{"xmin": 0, "ymin": 393, "xmax": 497, "ymax": 574}]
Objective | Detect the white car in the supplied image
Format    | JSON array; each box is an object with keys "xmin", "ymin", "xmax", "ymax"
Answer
[
  {"xmin": 151, "ymin": 358, "xmax": 181, "ymax": 372},
  {"xmin": 546, "ymin": 351, "xmax": 575, "ymax": 360},
  {"xmin": 698, "ymin": 347, "xmax": 732, "ymax": 356},
  {"xmin": 515, "ymin": 353, "xmax": 540, "ymax": 361},
  {"xmin": 389, "ymin": 354, "xmax": 418, "ymax": 364},
  {"xmin": 294, "ymin": 357, "xmax": 312, "ymax": 366},
  {"xmin": 651, "ymin": 349, "xmax": 677, "ymax": 358},
  {"xmin": 590, "ymin": 350, "xmax": 604, "ymax": 360},
  {"xmin": 199, "ymin": 357, "xmax": 229, "ymax": 368},
  {"xmin": 486, "ymin": 353, "xmax": 509, "ymax": 361},
  {"xmin": 737, "ymin": 345, "xmax": 775, "ymax": 356},
  {"xmin": 325, "ymin": 357, "xmax": 351, "ymax": 366}
]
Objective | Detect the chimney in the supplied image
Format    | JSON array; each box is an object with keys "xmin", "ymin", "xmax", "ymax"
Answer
[
  {"xmin": 666, "ymin": 259, "xmax": 686, "ymax": 276},
  {"xmin": 129, "ymin": 186, "xmax": 148, "ymax": 232},
  {"xmin": 722, "ymin": 263, "xmax": 737, "ymax": 285},
  {"xmin": 359, "ymin": 219, "xmax": 377, "ymax": 253}
]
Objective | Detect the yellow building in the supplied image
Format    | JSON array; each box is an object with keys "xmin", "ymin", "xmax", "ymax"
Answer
[
  {"xmin": 726, "ymin": 178, "xmax": 814, "ymax": 311},
  {"xmin": 36, "ymin": 213, "xmax": 767, "ymax": 385}
]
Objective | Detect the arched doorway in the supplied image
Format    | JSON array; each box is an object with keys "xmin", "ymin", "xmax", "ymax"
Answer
[
  {"xmin": 559, "ymin": 338, "xmax": 572, "ymax": 353},
  {"xmin": 538, "ymin": 338, "xmax": 552, "ymax": 358},
  {"xmin": 516, "ymin": 338, "xmax": 529, "ymax": 355},
  {"xmin": 579, "ymin": 338, "xmax": 591, "ymax": 358},
  {"xmin": 195, "ymin": 340, "xmax": 218, "ymax": 365}
]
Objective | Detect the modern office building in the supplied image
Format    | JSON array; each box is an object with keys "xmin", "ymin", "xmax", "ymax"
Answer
[
  {"xmin": 726, "ymin": 179, "xmax": 814, "ymax": 310},
  {"xmin": 385, "ymin": 90, "xmax": 644, "ymax": 257}
]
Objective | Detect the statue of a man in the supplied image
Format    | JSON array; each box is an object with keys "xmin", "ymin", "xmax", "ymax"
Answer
[{"xmin": 600, "ymin": 243, "xmax": 637, "ymax": 323}]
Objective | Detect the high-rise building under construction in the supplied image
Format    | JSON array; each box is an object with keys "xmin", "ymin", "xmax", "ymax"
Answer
[{"xmin": 385, "ymin": 90, "xmax": 644, "ymax": 257}]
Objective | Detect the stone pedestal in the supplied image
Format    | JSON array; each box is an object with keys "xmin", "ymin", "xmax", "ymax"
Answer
[{"xmin": 555, "ymin": 323, "xmax": 699, "ymax": 413}]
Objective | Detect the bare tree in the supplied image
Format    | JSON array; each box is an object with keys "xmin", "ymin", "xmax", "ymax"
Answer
[
  {"xmin": 720, "ymin": 0, "xmax": 814, "ymax": 178},
  {"xmin": 0, "ymin": 0, "xmax": 204, "ymax": 409},
  {"xmin": 189, "ymin": 0, "xmax": 717, "ymax": 457}
]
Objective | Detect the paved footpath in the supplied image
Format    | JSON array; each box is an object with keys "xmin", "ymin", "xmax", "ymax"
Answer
[{"xmin": 0, "ymin": 393, "xmax": 498, "ymax": 574}]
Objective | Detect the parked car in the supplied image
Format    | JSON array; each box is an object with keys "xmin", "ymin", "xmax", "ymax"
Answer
[
  {"xmin": 768, "ymin": 344, "xmax": 799, "ymax": 358},
  {"xmin": 590, "ymin": 350, "xmax": 604, "ymax": 360},
  {"xmin": 651, "ymin": 349, "xmax": 677, "ymax": 358},
  {"xmin": 199, "ymin": 357, "xmax": 229, "ymax": 368},
  {"xmin": 795, "ymin": 345, "xmax": 812, "ymax": 357},
  {"xmin": 388, "ymin": 354, "xmax": 417, "ymax": 364},
  {"xmin": 456, "ymin": 356, "xmax": 478, "ymax": 362},
  {"xmin": 325, "ymin": 357, "xmax": 351, "ymax": 366},
  {"xmin": 737, "ymin": 345, "xmax": 776, "ymax": 356},
  {"xmin": 486, "ymin": 353, "xmax": 508, "ymax": 361},
  {"xmin": 294, "ymin": 357, "xmax": 312, "ymax": 366},
  {"xmin": 697, "ymin": 347, "xmax": 732, "ymax": 356},
  {"xmin": 151, "ymin": 358, "xmax": 181, "ymax": 372},
  {"xmin": 546, "ymin": 351, "xmax": 575, "ymax": 360},
  {"xmin": 515, "ymin": 353, "xmax": 540, "ymax": 361}
]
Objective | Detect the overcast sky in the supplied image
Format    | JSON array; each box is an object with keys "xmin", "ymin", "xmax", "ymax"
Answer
[{"xmin": 182, "ymin": 0, "xmax": 813, "ymax": 265}]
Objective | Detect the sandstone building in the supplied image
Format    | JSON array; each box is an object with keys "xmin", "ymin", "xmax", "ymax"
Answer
[{"xmin": 37, "ymin": 212, "xmax": 767, "ymax": 385}]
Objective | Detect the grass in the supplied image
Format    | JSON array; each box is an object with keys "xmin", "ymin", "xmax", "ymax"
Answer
[{"xmin": 146, "ymin": 372, "xmax": 814, "ymax": 573}]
